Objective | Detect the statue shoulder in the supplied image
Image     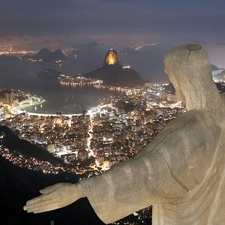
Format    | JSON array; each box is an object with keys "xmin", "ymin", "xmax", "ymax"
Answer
[
  {"xmin": 140, "ymin": 109, "xmax": 221, "ymax": 191},
  {"xmin": 141, "ymin": 109, "xmax": 219, "ymax": 155},
  {"xmin": 151, "ymin": 110, "xmax": 199, "ymax": 143}
]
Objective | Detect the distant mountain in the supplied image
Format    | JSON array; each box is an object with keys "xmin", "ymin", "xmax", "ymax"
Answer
[
  {"xmin": 85, "ymin": 65, "xmax": 145, "ymax": 87},
  {"xmin": 34, "ymin": 48, "xmax": 66, "ymax": 61},
  {"xmin": 84, "ymin": 49, "xmax": 146, "ymax": 87},
  {"xmin": 211, "ymin": 65, "xmax": 220, "ymax": 71},
  {"xmin": 37, "ymin": 68, "xmax": 62, "ymax": 81},
  {"xmin": 22, "ymin": 48, "xmax": 67, "ymax": 62},
  {"xmin": 0, "ymin": 54, "xmax": 19, "ymax": 62}
]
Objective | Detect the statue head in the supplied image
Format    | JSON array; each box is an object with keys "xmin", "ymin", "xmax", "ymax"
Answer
[{"xmin": 164, "ymin": 44, "xmax": 219, "ymax": 111}]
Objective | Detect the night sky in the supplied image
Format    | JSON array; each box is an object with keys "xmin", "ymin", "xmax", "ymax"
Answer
[
  {"xmin": 0, "ymin": 0, "xmax": 225, "ymax": 45},
  {"xmin": 0, "ymin": 0, "xmax": 225, "ymax": 79}
]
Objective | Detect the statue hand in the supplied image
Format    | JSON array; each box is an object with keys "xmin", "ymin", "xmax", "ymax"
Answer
[{"xmin": 23, "ymin": 182, "xmax": 86, "ymax": 213}]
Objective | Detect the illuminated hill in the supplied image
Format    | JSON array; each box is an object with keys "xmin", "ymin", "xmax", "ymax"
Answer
[
  {"xmin": 103, "ymin": 49, "xmax": 121, "ymax": 67},
  {"xmin": 84, "ymin": 49, "xmax": 146, "ymax": 87}
]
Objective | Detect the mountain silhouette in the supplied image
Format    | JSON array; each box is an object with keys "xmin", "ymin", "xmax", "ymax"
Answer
[
  {"xmin": 85, "ymin": 65, "xmax": 145, "ymax": 87},
  {"xmin": 84, "ymin": 49, "xmax": 145, "ymax": 87},
  {"xmin": 22, "ymin": 48, "xmax": 67, "ymax": 62}
]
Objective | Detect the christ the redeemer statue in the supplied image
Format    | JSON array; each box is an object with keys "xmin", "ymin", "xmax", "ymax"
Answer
[{"xmin": 24, "ymin": 44, "xmax": 225, "ymax": 225}]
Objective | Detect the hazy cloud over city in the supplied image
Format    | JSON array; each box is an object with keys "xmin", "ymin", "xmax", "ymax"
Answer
[
  {"xmin": 0, "ymin": 0, "xmax": 225, "ymax": 81},
  {"xmin": 0, "ymin": 0, "xmax": 225, "ymax": 45}
]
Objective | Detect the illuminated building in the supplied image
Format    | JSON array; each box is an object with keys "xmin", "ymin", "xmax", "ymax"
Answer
[
  {"xmin": 0, "ymin": 106, "xmax": 5, "ymax": 120},
  {"xmin": 4, "ymin": 92, "xmax": 14, "ymax": 105}
]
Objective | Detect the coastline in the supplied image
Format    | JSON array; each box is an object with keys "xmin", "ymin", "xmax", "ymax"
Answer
[{"xmin": 11, "ymin": 95, "xmax": 46, "ymax": 115}]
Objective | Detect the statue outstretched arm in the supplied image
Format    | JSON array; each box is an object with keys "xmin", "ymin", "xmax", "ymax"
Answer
[
  {"xmin": 24, "ymin": 147, "xmax": 187, "ymax": 221},
  {"xmin": 23, "ymin": 182, "xmax": 86, "ymax": 213}
]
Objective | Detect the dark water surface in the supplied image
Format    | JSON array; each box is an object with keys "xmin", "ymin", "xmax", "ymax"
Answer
[{"xmin": 0, "ymin": 61, "xmax": 115, "ymax": 114}]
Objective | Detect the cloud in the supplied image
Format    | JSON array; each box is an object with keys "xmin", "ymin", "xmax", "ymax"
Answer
[{"xmin": 0, "ymin": 0, "xmax": 224, "ymax": 46}]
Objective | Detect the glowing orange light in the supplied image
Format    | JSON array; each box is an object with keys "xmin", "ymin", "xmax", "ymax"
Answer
[{"xmin": 105, "ymin": 51, "xmax": 116, "ymax": 65}]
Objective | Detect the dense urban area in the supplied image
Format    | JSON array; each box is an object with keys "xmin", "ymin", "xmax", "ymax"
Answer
[{"xmin": 0, "ymin": 79, "xmax": 185, "ymax": 224}]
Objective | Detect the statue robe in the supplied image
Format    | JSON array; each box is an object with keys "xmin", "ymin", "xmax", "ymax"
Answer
[{"xmin": 81, "ymin": 108, "xmax": 225, "ymax": 224}]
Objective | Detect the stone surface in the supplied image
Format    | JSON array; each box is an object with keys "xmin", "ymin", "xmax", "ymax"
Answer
[{"xmin": 24, "ymin": 44, "xmax": 225, "ymax": 225}]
